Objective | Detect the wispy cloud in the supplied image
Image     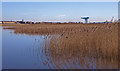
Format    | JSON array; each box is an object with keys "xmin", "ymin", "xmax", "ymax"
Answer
[{"xmin": 58, "ymin": 14, "xmax": 66, "ymax": 17}]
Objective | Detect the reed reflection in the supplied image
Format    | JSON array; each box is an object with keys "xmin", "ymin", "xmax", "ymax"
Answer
[{"xmin": 29, "ymin": 33, "xmax": 118, "ymax": 69}]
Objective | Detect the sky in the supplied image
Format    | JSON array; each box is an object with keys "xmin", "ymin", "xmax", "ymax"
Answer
[
  {"xmin": 2, "ymin": 2, "xmax": 118, "ymax": 22},
  {"xmin": 1, "ymin": 0, "xmax": 120, "ymax": 2}
]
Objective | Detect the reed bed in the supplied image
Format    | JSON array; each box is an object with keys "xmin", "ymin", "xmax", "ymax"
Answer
[{"xmin": 3, "ymin": 23, "xmax": 119, "ymax": 69}]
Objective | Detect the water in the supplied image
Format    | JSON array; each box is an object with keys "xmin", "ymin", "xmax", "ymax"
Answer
[
  {"xmin": 2, "ymin": 26, "xmax": 118, "ymax": 69},
  {"xmin": 0, "ymin": 27, "xmax": 2, "ymax": 71}
]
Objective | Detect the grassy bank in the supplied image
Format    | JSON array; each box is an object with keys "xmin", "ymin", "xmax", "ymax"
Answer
[
  {"xmin": 3, "ymin": 23, "xmax": 118, "ymax": 35},
  {"xmin": 1, "ymin": 23, "xmax": 28, "ymax": 26}
]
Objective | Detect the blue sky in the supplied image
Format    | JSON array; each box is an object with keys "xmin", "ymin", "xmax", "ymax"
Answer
[
  {"xmin": 1, "ymin": 0, "xmax": 120, "ymax": 2},
  {"xmin": 2, "ymin": 2, "xmax": 118, "ymax": 22}
]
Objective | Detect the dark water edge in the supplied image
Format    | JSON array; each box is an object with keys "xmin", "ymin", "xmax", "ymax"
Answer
[
  {"xmin": 1, "ymin": 69, "xmax": 119, "ymax": 71},
  {"xmin": 0, "ymin": 27, "xmax": 2, "ymax": 71}
]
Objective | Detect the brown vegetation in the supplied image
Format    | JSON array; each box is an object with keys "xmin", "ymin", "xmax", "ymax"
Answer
[
  {"xmin": 1, "ymin": 23, "xmax": 28, "ymax": 26},
  {"xmin": 3, "ymin": 23, "xmax": 119, "ymax": 69}
]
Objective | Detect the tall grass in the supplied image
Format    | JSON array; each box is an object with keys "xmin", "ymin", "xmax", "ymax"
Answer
[{"xmin": 3, "ymin": 23, "xmax": 119, "ymax": 69}]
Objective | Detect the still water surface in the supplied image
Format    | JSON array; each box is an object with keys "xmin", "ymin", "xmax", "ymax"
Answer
[{"xmin": 2, "ymin": 27, "xmax": 118, "ymax": 69}]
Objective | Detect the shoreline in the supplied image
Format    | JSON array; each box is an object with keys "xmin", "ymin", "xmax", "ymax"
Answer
[{"xmin": 3, "ymin": 23, "xmax": 119, "ymax": 35}]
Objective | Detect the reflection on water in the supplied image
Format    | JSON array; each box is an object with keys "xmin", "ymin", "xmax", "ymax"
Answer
[
  {"xmin": 2, "ymin": 27, "xmax": 118, "ymax": 69},
  {"xmin": 0, "ymin": 27, "xmax": 2, "ymax": 71}
]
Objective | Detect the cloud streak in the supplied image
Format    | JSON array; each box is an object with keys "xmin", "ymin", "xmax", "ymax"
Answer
[{"xmin": 58, "ymin": 14, "xmax": 66, "ymax": 17}]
